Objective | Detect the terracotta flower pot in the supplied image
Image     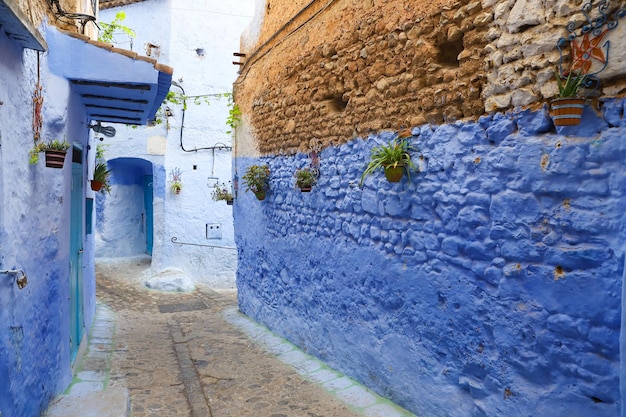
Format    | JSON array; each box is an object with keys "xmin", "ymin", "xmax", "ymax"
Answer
[
  {"xmin": 384, "ymin": 165, "xmax": 405, "ymax": 182},
  {"xmin": 551, "ymin": 97, "xmax": 585, "ymax": 126},
  {"xmin": 91, "ymin": 180, "xmax": 104, "ymax": 191},
  {"xmin": 254, "ymin": 190, "xmax": 266, "ymax": 200},
  {"xmin": 45, "ymin": 150, "xmax": 67, "ymax": 169}
]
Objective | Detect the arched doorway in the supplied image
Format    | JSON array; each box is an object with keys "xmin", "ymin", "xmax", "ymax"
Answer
[{"xmin": 95, "ymin": 158, "xmax": 154, "ymax": 257}]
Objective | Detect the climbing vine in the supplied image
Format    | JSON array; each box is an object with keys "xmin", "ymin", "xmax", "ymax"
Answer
[
  {"xmin": 98, "ymin": 11, "xmax": 136, "ymax": 45},
  {"xmin": 153, "ymin": 91, "xmax": 240, "ymax": 133}
]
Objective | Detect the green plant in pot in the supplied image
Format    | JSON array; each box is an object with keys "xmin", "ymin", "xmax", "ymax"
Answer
[
  {"xmin": 30, "ymin": 139, "xmax": 71, "ymax": 168},
  {"xmin": 551, "ymin": 68, "xmax": 587, "ymax": 126},
  {"xmin": 294, "ymin": 168, "xmax": 317, "ymax": 192},
  {"xmin": 211, "ymin": 182, "xmax": 234, "ymax": 205},
  {"xmin": 242, "ymin": 164, "xmax": 270, "ymax": 200},
  {"xmin": 92, "ymin": 162, "xmax": 112, "ymax": 193},
  {"xmin": 360, "ymin": 136, "xmax": 416, "ymax": 186},
  {"xmin": 170, "ymin": 167, "xmax": 183, "ymax": 195},
  {"xmin": 556, "ymin": 70, "xmax": 586, "ymax": 97}
]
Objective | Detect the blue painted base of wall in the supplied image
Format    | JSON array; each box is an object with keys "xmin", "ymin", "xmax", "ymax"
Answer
[{"xmin": 235, "ymin": 101, "xmax": 625, "ymax": 417}]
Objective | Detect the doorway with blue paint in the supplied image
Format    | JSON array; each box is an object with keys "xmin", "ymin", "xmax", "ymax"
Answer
[{"xmin": 95, "ymin": 158, "xmax": 155, "ymax": 258}]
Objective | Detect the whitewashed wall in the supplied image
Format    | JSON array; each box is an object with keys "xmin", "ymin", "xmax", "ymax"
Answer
[{"xmin": 99, "ymin": 0, "xmax": 254, "ymax": 288}]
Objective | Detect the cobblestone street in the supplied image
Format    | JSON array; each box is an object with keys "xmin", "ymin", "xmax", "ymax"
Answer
[{"xmin": 86, "ymin": 258, "xmax": 414, "ymax": 417}]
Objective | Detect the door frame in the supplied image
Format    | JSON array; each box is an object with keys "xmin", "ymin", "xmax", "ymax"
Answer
[{"xmin": 69, "ymin": 147, "xmax": 84, "ymax": 362}]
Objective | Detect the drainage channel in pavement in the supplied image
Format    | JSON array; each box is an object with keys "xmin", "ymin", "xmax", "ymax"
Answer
[{"xmin": 222, "ymin": 307, "xmax": 417, "ymax": 417}]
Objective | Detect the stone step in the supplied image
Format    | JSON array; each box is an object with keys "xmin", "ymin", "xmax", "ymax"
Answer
[{"xmin": 45, "ymin": 387, "xmax": 129, "ymax": 417}]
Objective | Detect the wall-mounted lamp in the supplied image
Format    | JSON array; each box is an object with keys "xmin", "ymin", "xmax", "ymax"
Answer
[
  {"xmin": 89, "ymin": 121, "xmax": 116, "ymax": 137},
  {"xmin": 1, "ymin": 269, "xmax": 28, "ymax": 289}
]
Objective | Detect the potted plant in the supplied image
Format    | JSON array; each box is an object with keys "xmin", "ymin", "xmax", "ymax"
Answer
[
  {"xmin": 30, "ymin": 139, "xmax": 71, "ymax": 168},
  {"xmin": 551, "ymin": 69, "xmax": 587, "ymax": 126},
  {"xmin": 211, "ymin": 182, "xmax": 234, "ymax": 205},
  {"xmin": 294, "ymin": 168, "xmax": 317, "ymax": 192},
  {"xmin": 360, "ymin": 136, "xmax": 416, "ymax": 186},
  {"xmin": 242, "ymin": 164, "xmax": 270, "ymax": 200},
  {"xmin": 170, "ymin": 167, "xmax": 183, "ymax": 195},
  {"xmin": 92, "ymin": 162, "xmax": 111, "ymax": 193}
]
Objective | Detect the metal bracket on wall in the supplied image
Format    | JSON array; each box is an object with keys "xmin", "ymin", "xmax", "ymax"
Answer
[
  {"xmin": 557, "ymin": 0, "xmax": 626, "ymax": 94},
  {"xmin": 0, "ymin": 269, "xmax": 28, "ymax": 289},
  {"xmin": 171, "ymin": 237, "xmax": 236, "ymax": 251}
]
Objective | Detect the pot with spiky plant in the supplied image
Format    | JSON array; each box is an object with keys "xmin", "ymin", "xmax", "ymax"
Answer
[
  {"xmin": 360, "ymin": 137, "xmax": 416, "ymax": 186},
  {"xmin": 551, "ymin": 69, "xmax": 587, "ymax": 126},
  {"xmin": 294, "ymin": 168, "xmax": 317, "ymax": 192},
  {"xmin": 30, "ymin": 139, "xmax": 71, "ymax": 168},
  {"xmin": 242, "ymin": 164, "xmax": 270, "ymax": 200},
  {"xmin": 91, "ymin": 162, "xmax": 111, "ymax": 192}
]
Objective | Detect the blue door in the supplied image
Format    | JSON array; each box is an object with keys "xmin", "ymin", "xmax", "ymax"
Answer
[
  {"xmin": 70, "ymin": 160, "xmax": 84, "ymax": 361},
  {"xmin": 144, "ymin": 175, "xmax": 153, "ymax": 255}
]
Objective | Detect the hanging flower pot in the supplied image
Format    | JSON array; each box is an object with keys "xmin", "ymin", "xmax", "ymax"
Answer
[
  {"xmin": 360, "ymin": 136, "xmax": 416, "ymax": 186},
  {"xmin": 242, "ymin": 165, "xmax": 270, "ymax": 202},
  {"xmin": 254, "ymin": 190, "xmax": 266, "ymax": 201},
  {"xmin": 45, "ymin": 150, "xmax": 68, "ymax": 169},
  {"xmin": 211, "ymin": 182, "xmax": 234, "ymax": 204},
  {"xmin": 91, "ymin": 180, "xmax": 104, "ymax": 191},
  {"xmin": 384, "ymin": 165, "xmax": 405, "ymax": 182},
  {"xmin": 295, "ymin": 168, "xmax": 317, "ymax": 192},
  {"xmin": 551, "ymin": 97, "xmax": 585, "ymax": 126}
]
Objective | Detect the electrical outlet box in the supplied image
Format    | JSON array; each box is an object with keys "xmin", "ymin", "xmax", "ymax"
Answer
[{"xmin": 206, "ymin": 223, "xmax": 222, "ymax": 239}]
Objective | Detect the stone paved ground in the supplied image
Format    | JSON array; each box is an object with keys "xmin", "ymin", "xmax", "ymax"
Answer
[{"xmin": 95, "ymin": 258, "xmax": 415, "ymax": 417}]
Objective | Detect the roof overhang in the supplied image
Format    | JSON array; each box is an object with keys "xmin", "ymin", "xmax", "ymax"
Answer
[
  {"xmin": 99, "ymin": 0, "xmax": 148, "ymax": 10},
  {"xmin": 46, "ymin": 27, "xmax": 173, "ymax": 125},
  {"xmin": 0, "ymin": 0, "xmax": 47, "ymax": 51}
]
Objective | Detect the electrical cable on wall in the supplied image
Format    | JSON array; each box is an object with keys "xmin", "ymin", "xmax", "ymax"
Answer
[
  {"xmin": 47, "ymin": 0, "xmax": 99, "ymax": 33},
  {"xmin": 234, "ymin": 0, "xmax": 337, "ymax": 85},
  {"xmin": 170, "ymin": 81, "xmax": 233, "ymax": 153}
]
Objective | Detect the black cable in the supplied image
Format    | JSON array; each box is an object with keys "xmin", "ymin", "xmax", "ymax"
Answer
[
  {"xmin": 234, "ymin": 0, "xmax": 337, "ymax": 85},
  {"xmin": 47, "ymin": 0, "xmax": 99, "ymax": 33},
  {"xmin": 171, "ymin": 83, "xmax": 233, "ymax": 153}
]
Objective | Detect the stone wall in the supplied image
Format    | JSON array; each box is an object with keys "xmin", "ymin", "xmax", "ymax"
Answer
[
  {"xmin": 233, "ymin": 0, "xmax": 626, "ymax": 415},
  {"xmin": 235, "ymin": 0, "xmax": 626, "ymax": 156},
  {"xmin": 13, "ymin": 0, "xmax": 95, "ymax": 35},
  {"xmin": 235, "ymin": 102, "xmax": 624, "ymax": 417}
]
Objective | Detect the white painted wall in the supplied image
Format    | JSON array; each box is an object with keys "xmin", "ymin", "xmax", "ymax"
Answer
[
  {"xmin": 241, "ymin": 0, "xmax": 266, "ymax": 52},
  {"xmin": 98, "ymin": 0, "xmax": 254, "ymax": 288}
]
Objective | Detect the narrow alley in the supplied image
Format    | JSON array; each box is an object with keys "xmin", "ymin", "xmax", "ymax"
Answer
[{"xmin": 46, "ymin": 257, "xmax": 414, "ymax": 417}]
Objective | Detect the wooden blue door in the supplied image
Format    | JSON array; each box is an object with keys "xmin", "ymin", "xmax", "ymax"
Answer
[
  {"xmin": 144, "ymin": 175, "xmax": 153, "ymax": 255},
  {"xmin": 70, "ymin": 160, "xmax": 84, "ymax": 361}
]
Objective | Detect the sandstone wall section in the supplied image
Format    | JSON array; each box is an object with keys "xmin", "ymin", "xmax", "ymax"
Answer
[{"xmin": 236, "ymin": 0, "xmax": 626, "ymax": 155}]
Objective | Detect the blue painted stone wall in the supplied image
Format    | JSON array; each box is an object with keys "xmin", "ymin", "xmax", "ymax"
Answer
[
  {"xmin": 235, "ymin": 101, "xmax": 624, "ymax": 417},
  {"xmin": 0, "ymin": 26, "xmax": 96, "ymax": 417}
]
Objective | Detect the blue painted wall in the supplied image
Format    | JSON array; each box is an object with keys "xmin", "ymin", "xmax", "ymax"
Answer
[
  {"xmin": 235, "ymin": 101, "xmax": 624, "ymax": 417},
  {"xmin": 0, "ymin": 26, "xmax": 96, "ymax": 417},
  {"xmin": 95, "ymin": 158, "xmax": 155, "ymax": 258}
]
